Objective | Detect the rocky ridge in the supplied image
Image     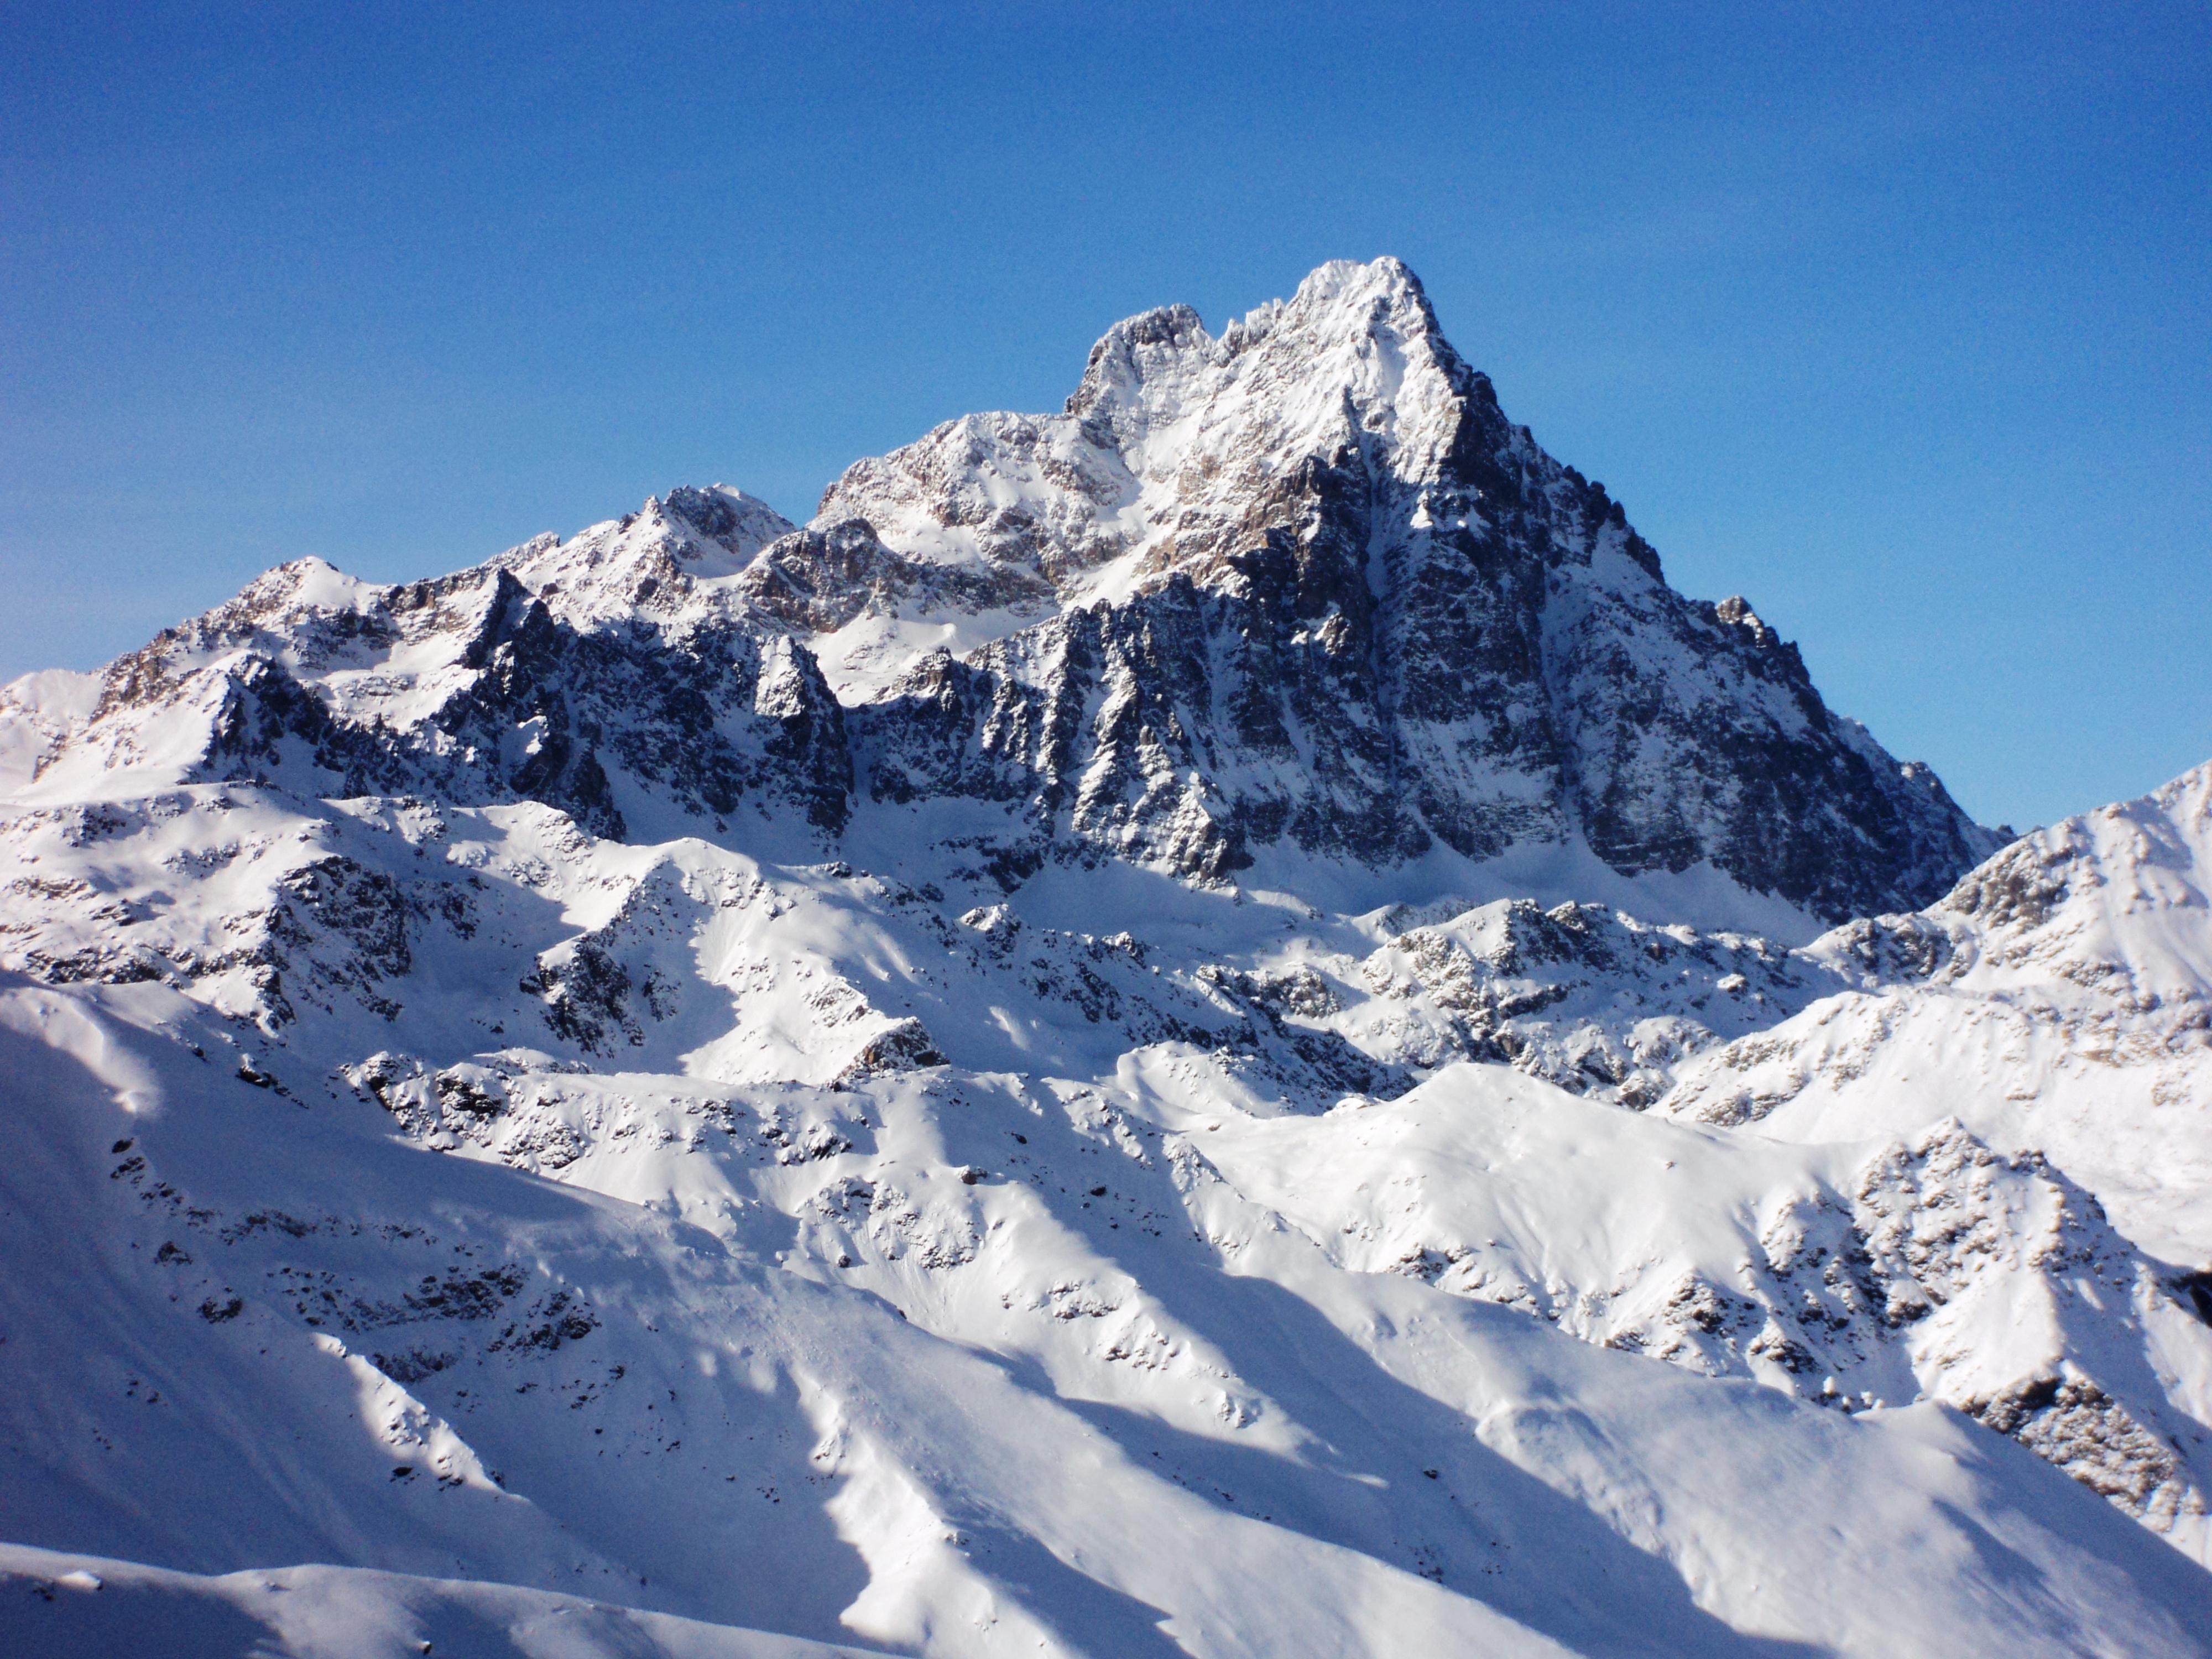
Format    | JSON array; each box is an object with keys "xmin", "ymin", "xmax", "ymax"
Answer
[{"xmin": 6, "ymin": 259, "xmax": 1997, "ymax": 927}]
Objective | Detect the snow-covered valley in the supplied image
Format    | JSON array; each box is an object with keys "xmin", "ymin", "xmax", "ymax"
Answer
[{"xmin": 3, "ymin": 259, "xmax": 2208, "ymax": 1656}]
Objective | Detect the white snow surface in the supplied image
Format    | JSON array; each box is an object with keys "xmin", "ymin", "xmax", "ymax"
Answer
[
  {"xmin": 1662, "ymin": 760, "xmax": 2212, "ymax": 1261},
  {"xmin": 1, "ymin": 752, "xmax": 2209, "ymax": 1651},
  {"xmin": 813, "ymin": 259, "xmax": 1469, "ymax": 635},
  {"xmin": 0, "ymin": 1541, "xmax": 878, "ymax": 1659},
  {"xmin": 1, "ymin": 263, "xmax": 2209, "ymax": 1653}
]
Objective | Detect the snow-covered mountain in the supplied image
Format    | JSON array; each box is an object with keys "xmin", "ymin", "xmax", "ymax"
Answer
[
  {"xmin": 3, "ymin": 259, "xmax": 2208, "ymax": 1658},
  {"xmin": 1661, "ymin": 759, "xmax": 2212, "ymax": 1261}
]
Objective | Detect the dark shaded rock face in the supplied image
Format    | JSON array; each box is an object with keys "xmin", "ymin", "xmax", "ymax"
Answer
[
  {"xmin": 735, "ymin": 519, "xmax": 1053, "ymax": 637},
  {"xmin": 823, "ymin": 258, "xmax": 1999, "ymax": 919},
  {"xmin": 80, "ymin": 492, "xmax": 851, "ymax": 839}
]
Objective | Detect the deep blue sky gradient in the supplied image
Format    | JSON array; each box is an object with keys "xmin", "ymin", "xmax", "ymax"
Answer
[{"xmin": 3, "ymin": 2, "xmax": 2206, "ymax": 831}]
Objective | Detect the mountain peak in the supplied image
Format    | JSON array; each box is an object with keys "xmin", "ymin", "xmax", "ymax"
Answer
[
  {"xmin": 9, "ymin": 260, "xmax": 2206, "ymax": 1648},
  {"xmin": 1283, "ymin": 253, "xmax": 1441, "ymax": 336},
  {"xmin": 797, "ymin": 261, "xmax": 2004, "ymax": 919},
  {"xmin": 1060, "ymin": 257, "xmax": 1468, "ymax": 473},
  {"xmin": 12, "ymin": 260, "xmax": 2000, "ymax": 926}
]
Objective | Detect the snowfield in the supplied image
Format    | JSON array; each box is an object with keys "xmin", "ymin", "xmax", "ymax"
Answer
[{"xmin": 2, "ymin": 259, "xmax": 2208, "ymax": 1656}]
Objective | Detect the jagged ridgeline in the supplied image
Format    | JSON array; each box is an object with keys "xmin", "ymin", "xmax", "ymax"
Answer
[{"xmin": 6, "ymin": 258, "xmax": 1997, "ymax": 924}]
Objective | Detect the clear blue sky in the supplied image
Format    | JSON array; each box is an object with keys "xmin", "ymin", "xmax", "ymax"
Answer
[{"xmin": 3, "ymin": 2, "xmax": 2205, "ymax": 833}]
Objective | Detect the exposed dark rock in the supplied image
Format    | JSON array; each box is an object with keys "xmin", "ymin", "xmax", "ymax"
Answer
[{"xmin": 823, "ymin": 259, "xmax": 2000, "ymax": 919}]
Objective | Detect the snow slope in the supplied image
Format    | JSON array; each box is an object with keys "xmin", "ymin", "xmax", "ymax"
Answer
[
  {"xmin": 3, "ymin": 971, "xmax": 2210, "ymax": 1656},
  {"xmin": 0, "ymin": 1542, "xmax": 879, "ymax": 1659},
  {"xmin": 1662, "ymin": 760, "xmax": 2212, "ymax": 1263}
]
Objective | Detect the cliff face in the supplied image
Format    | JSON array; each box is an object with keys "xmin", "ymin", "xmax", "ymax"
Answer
[{"xmin": 816, "ymin": 257, "xmax": 1998, "ymax": 918}]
